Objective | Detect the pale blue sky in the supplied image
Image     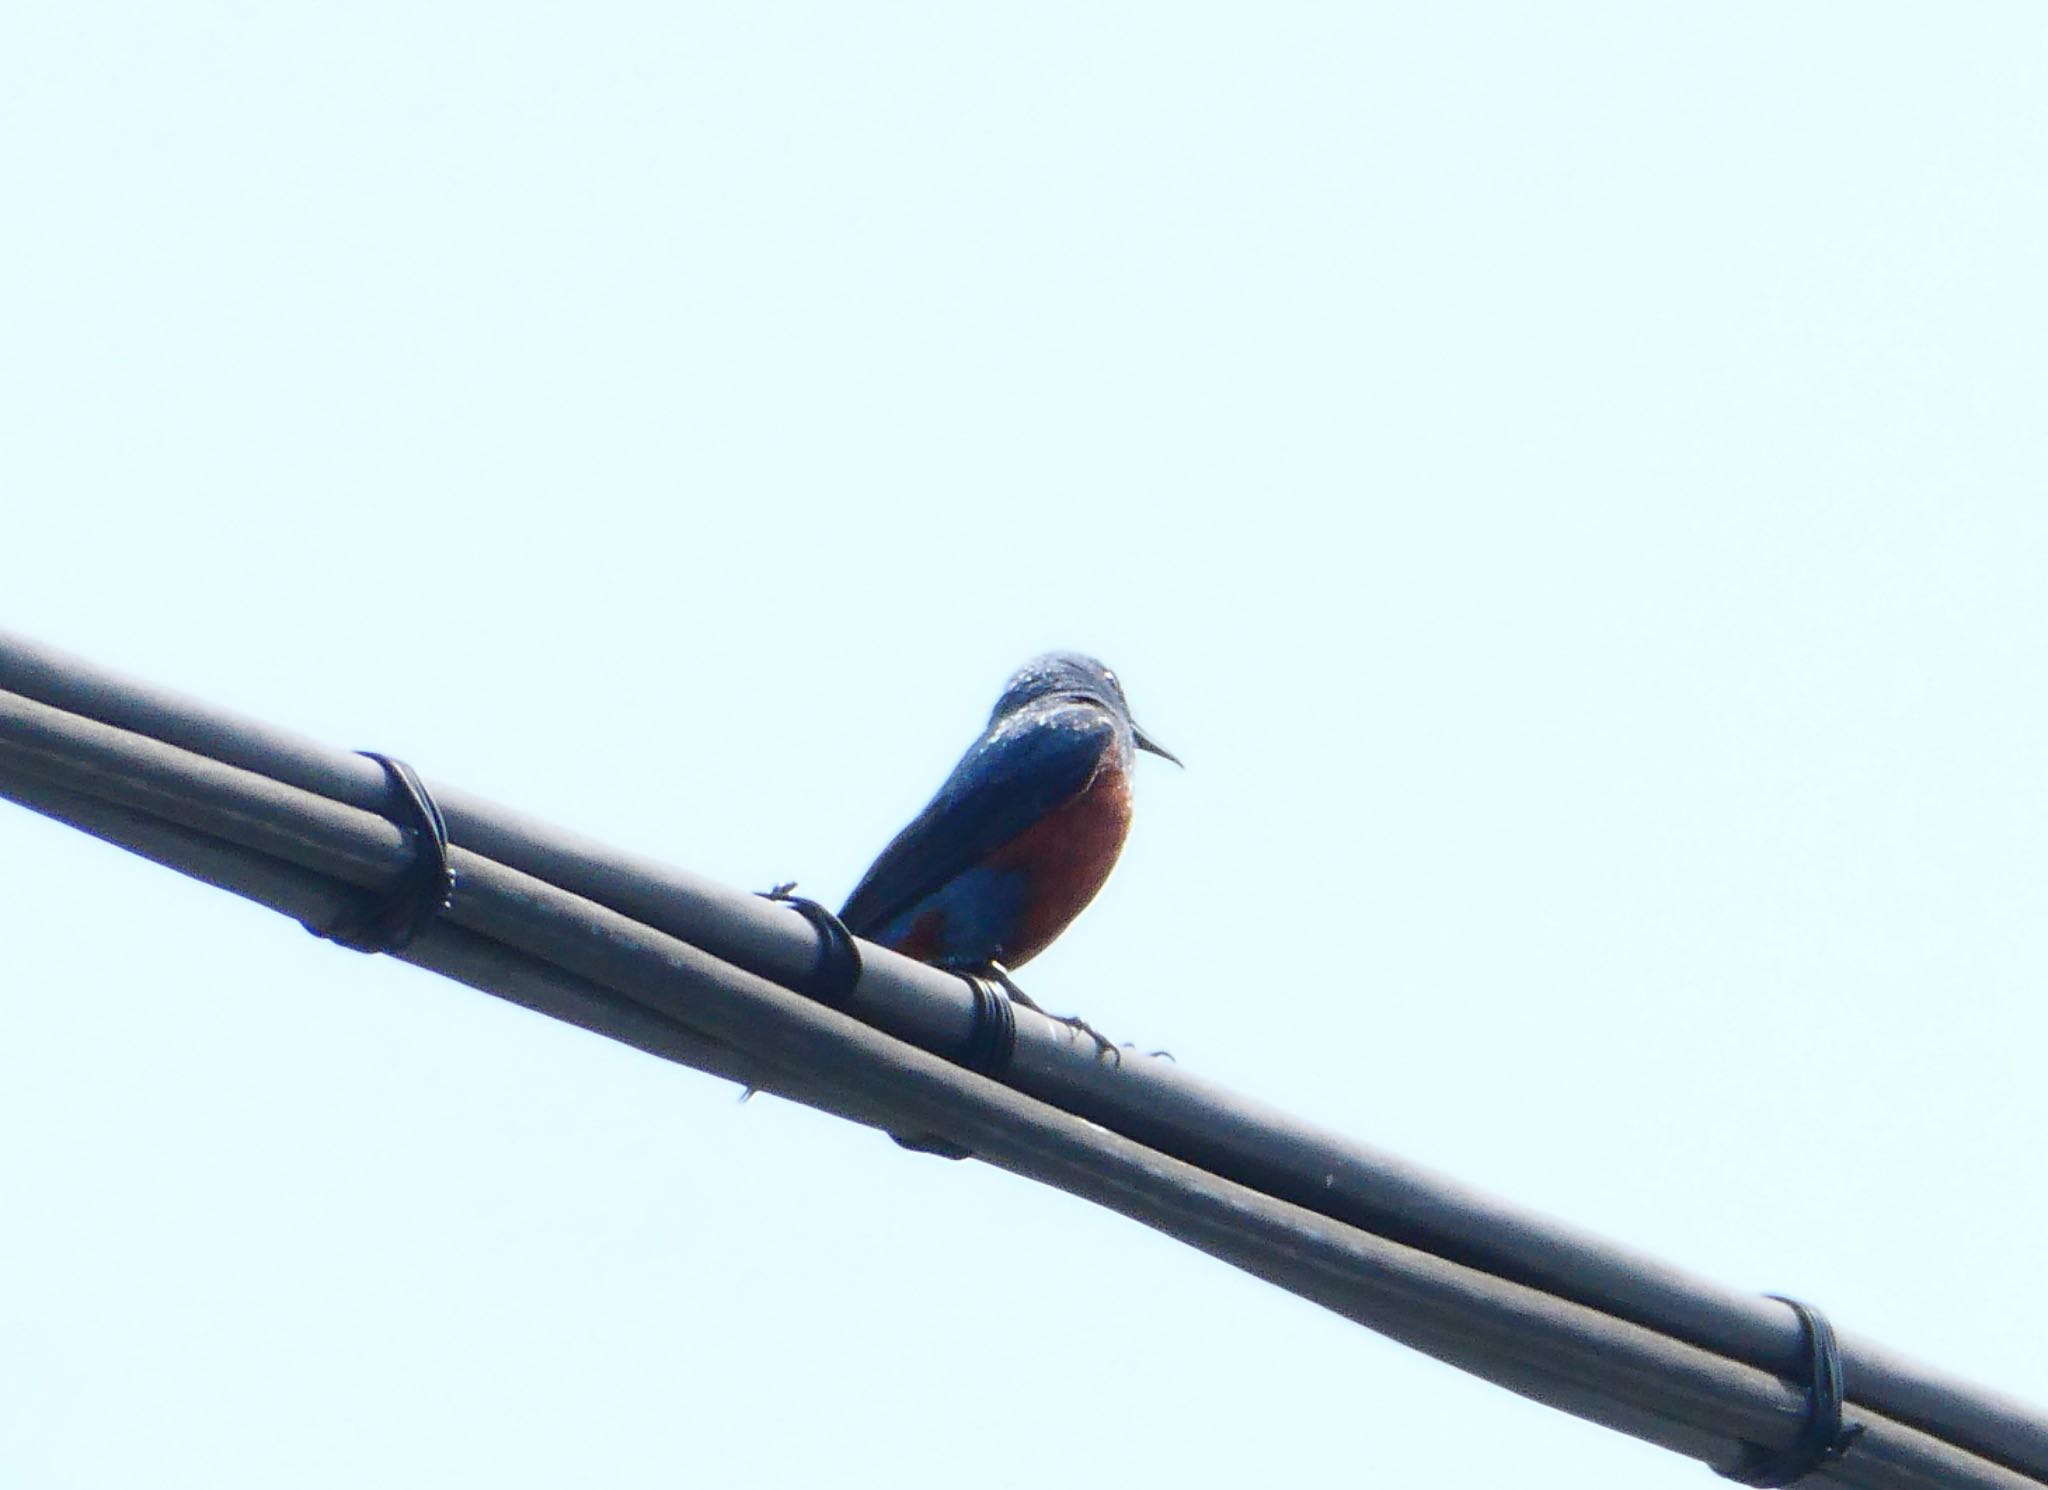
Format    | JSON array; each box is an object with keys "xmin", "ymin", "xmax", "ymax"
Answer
[{"xmin": 3, "ymin": 5, "xmax": 2045, "ymax": 1487}]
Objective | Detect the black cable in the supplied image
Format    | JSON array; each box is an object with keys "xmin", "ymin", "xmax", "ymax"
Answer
[
  {"xmin": 305, "ymin": 752, "xmax": 453, "ymax": 953},
  {"xmin": 1720, "ymin": 1296, "xmax": 1864, "ymax": 1486},
  {"xmin": 4, "ymin": 643, "xmax": 2044, "ymax": 1490}
]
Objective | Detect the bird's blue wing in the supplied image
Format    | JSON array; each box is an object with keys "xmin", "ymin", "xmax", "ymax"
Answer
[{"xmin": 839, "ymin": 705, "xmax": 1114, "ymax": 938}]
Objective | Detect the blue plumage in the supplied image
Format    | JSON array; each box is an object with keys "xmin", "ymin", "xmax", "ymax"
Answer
[{"xmin": 841, "ymin": 653, "xmax": 1177, "ymax": 970}]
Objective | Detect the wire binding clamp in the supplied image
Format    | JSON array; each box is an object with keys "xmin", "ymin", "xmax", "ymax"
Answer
[
  {"xmin": 306, "ymin": 752, "xmax": 455, "ymax": 954},
  {"xmin": 887, "ymin": 970, "xmax": 1018, "ymax": 1161},
  {"xmin": 758, "ymin": 883, "xmax": 864, "ymax": 1008},
  {"xmin": 956, "ymin": 968, "xmax": 1018, "ymax": 1078},
  {"xmin": 1719, "ymin": 1295, "xmax": 1865, "ymax": 1487}
]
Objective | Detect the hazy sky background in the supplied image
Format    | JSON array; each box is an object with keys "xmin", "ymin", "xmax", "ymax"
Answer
[{"xmin": 4, "ymin": 5, "xmax": 2045, "ymax": 1487}]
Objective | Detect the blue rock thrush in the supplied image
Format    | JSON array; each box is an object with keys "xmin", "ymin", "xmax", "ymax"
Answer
[{"xmin": 841, "ymin": 653, "xmax": 1178, "ymax": 999}]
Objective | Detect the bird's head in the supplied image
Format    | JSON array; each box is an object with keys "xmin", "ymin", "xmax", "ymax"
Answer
[{"xmin": 990, "ymin": 652, "xmax": 1182, "ymax": 765}]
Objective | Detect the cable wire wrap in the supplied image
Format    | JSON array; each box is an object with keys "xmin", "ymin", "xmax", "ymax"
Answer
[
  {"xmin": 307, "ymin": 750, "xmax": 454, "ymax": 953},
  {"xmin": 1721, "ymin": 1297, "xmax": 1866, "ymax": 1487}
]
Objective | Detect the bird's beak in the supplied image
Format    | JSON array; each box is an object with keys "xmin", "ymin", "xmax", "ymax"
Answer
[{"xmin": 1134, "ymin": 724, "xmax": 1183, "ymax": 767}]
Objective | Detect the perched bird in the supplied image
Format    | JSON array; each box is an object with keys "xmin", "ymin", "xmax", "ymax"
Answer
[{"xmin": 840, "ymin": 652, "xmax": 1179, "ymax": 977}]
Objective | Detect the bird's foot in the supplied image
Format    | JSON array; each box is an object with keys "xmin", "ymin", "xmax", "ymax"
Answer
[
  {"xmin": 1060, "ymin": 1014, "xmax": 1123, "ymax": 1067},
  {"xmin": 985, "ymin": 962, "xmax": 1122, "ymax": 1067}
]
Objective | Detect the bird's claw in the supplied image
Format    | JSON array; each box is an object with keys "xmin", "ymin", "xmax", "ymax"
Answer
[
  {"xmin": 968, "ymin": 961, "xmax": 1125, "ymax": 1065},
  {"xmin": 1057, "ymin": 1013, "xmax": 1123, "ymax": 1066}
]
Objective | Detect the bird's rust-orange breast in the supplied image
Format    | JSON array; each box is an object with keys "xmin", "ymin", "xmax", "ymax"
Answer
[{"xmin": 983, "ymin": 757, "xmax": 1134, "ymax": 966}]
